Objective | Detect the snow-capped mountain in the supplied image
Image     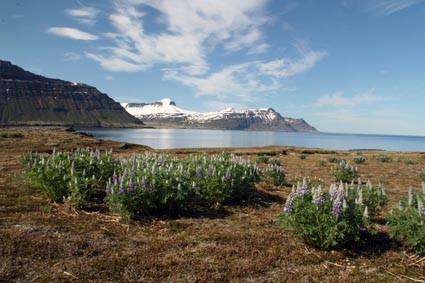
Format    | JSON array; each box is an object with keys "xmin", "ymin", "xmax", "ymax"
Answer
[{"xmin": 121, "ymin": 98, "xmax": 317, "ymax": 132}]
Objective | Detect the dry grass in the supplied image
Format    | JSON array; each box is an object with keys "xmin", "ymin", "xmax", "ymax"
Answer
[{"xmin": 1, "ymin": 127, "xmax": 425, "ymax": 282}]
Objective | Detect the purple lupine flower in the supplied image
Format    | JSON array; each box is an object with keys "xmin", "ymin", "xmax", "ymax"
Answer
[
  {"xmin": 420, "ymin": 206, "xmax": 425, "ymax": 215},
  {"xmin": 105, "ymin": 183, "xmax": 111, "ymax": 195},
  {"xmin": 283, "ymin": 193, "xmax": 295, "ymax": 214},
  {"xmin": 141, "ymin": 180, "xmax": 147, "ymax": 190},
  {"xmin": 297, "ymin": 182, "xmax": 309, "ymax": 197},
  {"xmin": 128, "ymin": 180, "xmax": 135, "ymax": 193},
  {"xmin": 112, "ymin": 171, "xmax": 118, "ymax": 183},
  {"xmin": 224, "ymin": 172, "xmax": 231, "ymax": 182},
  {"xmin": 332, "ymin": 197, "xmax": 343, "ymax": 219},
  {"xmin": 313, "ymin": 188, "xmax": 324, "ymax": 207},
  {"xmin": 330, "ymin": 187, "xmax": 338, "ymax": 203},
  {"xmin": 119, "ymin": 184, "xmax": 125, "ymax": 194},
  {"xmin": 207, "ymin": 166, "xmax": 214, "ymax": 176},
  {"xmin": 196, "ymin": 166, "xmax": 203, "ymax": 178}
]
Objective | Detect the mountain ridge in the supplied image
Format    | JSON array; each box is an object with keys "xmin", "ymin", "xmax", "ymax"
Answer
[
  {"xmin": 0, "ymin": 60, "xmax": 143, "ymax": 127},
  {"xmin": 122, "ymin": 98, "xmax": 318, "ymax": 132}
]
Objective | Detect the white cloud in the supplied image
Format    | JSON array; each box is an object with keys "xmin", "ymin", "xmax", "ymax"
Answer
[
  {"xmin": 372, "ymin": 0, "xmax": 424, "ymax": 15},
  {"xmin": 85, "ymin": 0, "xmax": 269, "ymax": 73},
  {"xmin": 106, "ymin": 75, "xmax": 115, "ymax": 81},
  {"xmin": 66, "ymin": 7, "xmax": 99, "ymax": 25},
  {"xmin": 314, "ymin": 90, "xmax": 385, "ymax": 107},
  {"xmin": 285, "ymin": 89, "xmax": 385, "ymax": 110},
  {"xmin": 85, "ymin": 52, "xmax": 147, "ymax": 72},
  {"xmin": 53, "ymin": 1, "xmax": 326, "ymax": 101},
  {"xmin": 311, "ymin": 108, "xmax": 409, "ymax": 134},
  {"xmin": 164, "ymin": 50, "xmax": 325, "ymax": 99},
  {"xmin": 47, "ymin": 27, "xmax": 99, "ymax": 40},
  {"xmin": 63, "ymin": 52, "xmax": 83, "ymax": 61}
]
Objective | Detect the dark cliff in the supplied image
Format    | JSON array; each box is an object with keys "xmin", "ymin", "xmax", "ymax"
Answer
[{"xmin": 0, "ymin": 60, "xmax": 143, "ymax": 127}]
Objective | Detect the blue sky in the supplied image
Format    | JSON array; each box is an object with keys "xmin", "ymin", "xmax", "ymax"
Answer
[{"xmin": 1, "ymin": 0, "xmax": 424, "ymax": 135}]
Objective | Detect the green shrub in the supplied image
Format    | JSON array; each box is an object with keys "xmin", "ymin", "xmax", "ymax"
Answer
[
  {"xmin": 106, "ymin": 153, "xmax": 260, "ymax": 218},
  {"xmin": 261, "ymin": 164, "xmax": 286, "ymax": 186},
  {"xmin": 0, "ymin": 132, "xmax": 23, "ymax": 138},
  {"xmin": 294, "ymin": 176, "xmax": 324, "ymax": 189},
  {"xmin": 280, "ymin": 182, "xmax": 373, "ymax": 249},
  {"xmin": 353, "ymin": 156, "xmax": 366, "ymax": 164},
  {"xmin": 319, "ymin": 159, "xmax": 327, "ymax": 166},
  {"xmin": 330, "ymin": 161, "xmax": 359, "ymax": 182},
  {"xmin": 188, "ymin": 153, "xmax": 260, "ymax": 207},
  {"xmin": 404, "ymin": 159, "xmax": 417, "ymax": 165},
  {"xmin": 267, "ymin": 157, "xmax": 281, "ymax": 166},
  {"xmin": 420, "ymin": 169, "xmax": 425, "ymax": 181},
  {"xmin": 357, "ymin": 180, "xmax": 387, "ymax": 218},
  {"xmin": 298, "ymin": 154, "xmax": 307, "ymax": 160},
  {"xmin": 106, "ymin": 153, "xmax": 192, "ymax": 218},
  {"xmin": 328, "ymin": 157, "xmax": 345, "ymax": 163},
  {"xmin": 387, "ymin": 185, "xmax": 425, "ymax": 254},
  {"xmin": 374, "ymin": 154, "xmax": 392, "ymax": 163},
  {"xmin": 255, "ymin": 155, "xmax": 269, "ymax": 164},
  {"xmin": 22, "ymin": 149, "xmax": 119, "ymax": 208}
]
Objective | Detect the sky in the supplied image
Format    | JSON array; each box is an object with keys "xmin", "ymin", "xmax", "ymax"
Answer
[{"xmin": 1, "ymin": 0, "xmax": 424, "ymax": 135}]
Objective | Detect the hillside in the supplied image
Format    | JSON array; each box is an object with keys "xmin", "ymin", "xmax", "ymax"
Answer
[
  {"xmin": 0, "ymin": 60, "xmax": 143, "ymax": 127},
  {"xmin": 122, "ymin": 98, "xmax": 318, "ymax": 132}
]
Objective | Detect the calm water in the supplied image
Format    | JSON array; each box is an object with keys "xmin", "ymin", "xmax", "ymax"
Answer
[{"xmin": 82, "ymin": 128, "xmax": 425, "ymax": 151}]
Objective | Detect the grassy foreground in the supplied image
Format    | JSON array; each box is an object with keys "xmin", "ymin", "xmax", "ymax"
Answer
[{"xmin": 1, "ymin": 127, "xmax": 424, "ymax": 282}]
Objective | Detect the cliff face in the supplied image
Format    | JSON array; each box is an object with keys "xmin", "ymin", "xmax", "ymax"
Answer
[
  {"xmin": 123, "ymin": 98, "xmax": 318, "ymax": 132},
  {"xmin": 0, "ymin": 60, "xmax": 143, "ymax": 127}
]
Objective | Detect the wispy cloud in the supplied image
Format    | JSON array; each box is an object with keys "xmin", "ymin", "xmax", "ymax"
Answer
[
  {"xmin": 286, "ymin": 89, "xmax": 385, "ymax": 109},
  {"xmin": 85, "ymin": 52, "xmax": 147, "ymax": 71},
  {"xmin": 65, "ymin": 6, "xmax": 100, "ymax": 26},
  {"xmin": 47, "ymin": 27, "xmax": 99, "ymax": 40},
  {"xmin": 84, "ymin": 0, "xmax": 269, "ymax": 73},
  {"xmin": 311, "ymin": 108, "xmax": 408, "ymax": 134},
  {"xmin": 63, "ymin": 52, "xmax": 83, "ymax": 61},
  {"xmin": 314, "ymin": 90, "xmax": 384, "ymax": 107},
  {"xmin": 372, "ymin": 0, "xmax": 424, "ymax": 15},
  {"xmin": 49, "ymin": 1, "xmax": 326, "ymax": 101},
  {"xmin": 164, "ymin": 50, "xmax": 326, "ymax": 99}
]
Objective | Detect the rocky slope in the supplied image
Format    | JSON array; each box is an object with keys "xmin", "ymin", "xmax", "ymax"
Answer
[
  {"xmin": 0, "ymin": 60, "xmax": 143, "ymax": 127},
  {"xmin": 122, "ymin": 98, "xmax": 317, "ymax": 132}
]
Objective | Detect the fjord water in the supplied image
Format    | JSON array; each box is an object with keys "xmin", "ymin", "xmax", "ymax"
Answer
[{"xmin": 83, "ymin": 128, "xmax": 425, "ymax": 151}]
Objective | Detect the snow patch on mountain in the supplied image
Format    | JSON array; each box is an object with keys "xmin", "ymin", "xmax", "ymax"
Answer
[
  {"xmin": 120, "ymin": 98, "xmax": 318, "ymax": 132},
  {"xmin": 122, "ymin": 98, "xmax": 282, "ymax": 122}
]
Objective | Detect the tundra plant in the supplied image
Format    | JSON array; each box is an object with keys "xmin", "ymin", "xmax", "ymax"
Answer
[
  {"xmin": 106, "ymin": 152, "xmax": 260, "ymax": 218},
  {"xmin": 387, "ymin": 184, "xmax": 425, "ymax": 254},
  {"xmin": 420, "ymin": 169, "xmax": 425, "ymax": 181},
  {"xmin": 330, "ymin": 160, "xmax": 359, "ymax": 182},
  {"xmin": 352, "ymin": 155, "xmax": 366, "ymax": 164},
  {"xmin": 22, "ymin": 148, "xmax": 118, "ymax": 207},
  {"xmin": 106, "ymin": 152, "xmax": 193, "ymax": 218},
  {"xmin": 188, "ymin": 153, "xmax": 260, "ymax": 207},
  {"xmin": 261, "ymin": 164, "xmax": 286, "ymax": 186},
  {"xmin": 280, "ymin": 180, "xmax": 379, "ymax": 249}
]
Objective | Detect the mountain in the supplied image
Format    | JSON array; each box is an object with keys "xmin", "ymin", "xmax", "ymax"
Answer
[
  {"xmin": 122, "ymin": 98, "xmax": 318, "ymax": 132},
  {"xmin": 0, "ymin": 60, "xmax": 143, "ymax": 127}
]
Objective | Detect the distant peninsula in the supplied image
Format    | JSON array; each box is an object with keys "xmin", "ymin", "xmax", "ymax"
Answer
[{"xmin": 122, "ymin": 98, "xmax": 318, "ymax": 132}]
